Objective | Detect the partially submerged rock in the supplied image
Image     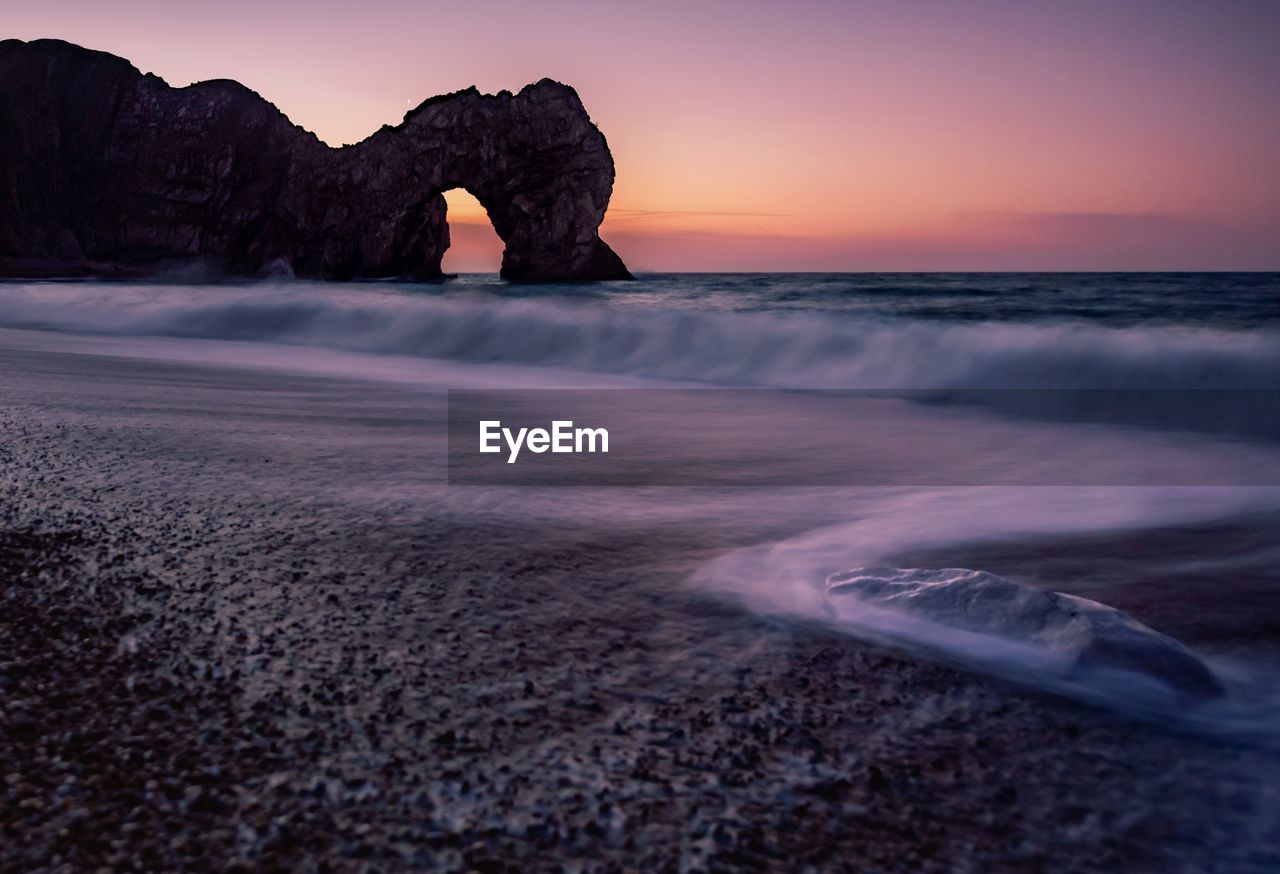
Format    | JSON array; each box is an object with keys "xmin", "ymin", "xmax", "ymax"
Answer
[
  {"xmin": 825, "ymin": 566, "xmax": 1224, "ymax": 699},
  {"xmin": 0, "ymin": 39, "xmax": 631, "ymax": 282}
]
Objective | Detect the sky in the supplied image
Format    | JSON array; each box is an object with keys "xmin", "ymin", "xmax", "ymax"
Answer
[{"xmin": 7, "ymin": 0, "xmax": 1279, "ymax": 271}]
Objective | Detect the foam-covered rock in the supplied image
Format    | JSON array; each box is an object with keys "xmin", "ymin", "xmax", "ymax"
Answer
[{"xmin": 825, "ymin": 566, "xmax": 1223, "ymax": 699}]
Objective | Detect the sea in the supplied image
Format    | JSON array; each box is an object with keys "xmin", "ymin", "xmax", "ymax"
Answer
[{"xmin": 2, "ymin": 271, "xmax": 1279, "ymax": 736}]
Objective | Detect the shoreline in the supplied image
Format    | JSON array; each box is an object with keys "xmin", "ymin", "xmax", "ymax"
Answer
[{"xmin": 3, "ymin": 337, "xmax": 1279, "ymax": 870}]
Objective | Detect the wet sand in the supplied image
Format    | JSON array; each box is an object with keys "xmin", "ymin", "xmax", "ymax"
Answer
[{"xmin": 3, "ymin": 334, "xmax": 1279, "ymax": 872}]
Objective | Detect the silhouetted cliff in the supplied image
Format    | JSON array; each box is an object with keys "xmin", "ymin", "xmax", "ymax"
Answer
[{"xmin": 0, "ymin": 39, "xmax": 631, "ymax": 281}]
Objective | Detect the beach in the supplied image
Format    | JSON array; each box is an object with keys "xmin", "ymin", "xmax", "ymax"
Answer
[
  {"xmin": 3, "ymin": 312, "xmax": 1279, "ymax": 872},
  {"xmin": 5, "ymin": 0, "xmax": 1279, "ymax": 864}
]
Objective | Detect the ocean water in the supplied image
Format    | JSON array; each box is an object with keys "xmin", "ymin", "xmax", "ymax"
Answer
[
  {"xmin": 3, "ymin": 272, "xmax": 1279, "ymax": 734},
  {"xmin": 1, "ymin": 273, "xmax": 1278, "ymax": 389}
]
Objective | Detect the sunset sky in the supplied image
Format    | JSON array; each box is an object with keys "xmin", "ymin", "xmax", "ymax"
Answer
[{"xmin": 8, "ymin": 0, "xmax": 1279, "ymax": 271}]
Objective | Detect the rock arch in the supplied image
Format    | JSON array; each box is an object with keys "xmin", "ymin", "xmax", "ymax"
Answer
[{"xmin": 0, "ymin": 39, "xmax": 632, "ymax": 282}]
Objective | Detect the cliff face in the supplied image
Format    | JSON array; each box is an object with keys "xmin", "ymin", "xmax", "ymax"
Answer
[{"xmin": 0, "ymin": 39, "xmax": 631, "ymax": 281}]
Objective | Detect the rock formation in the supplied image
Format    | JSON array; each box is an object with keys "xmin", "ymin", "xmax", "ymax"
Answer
[
  {"xmin": 0, "ymin": 39, "xmax": 631, "ymax": 281},
  {"xmin": 825, "ymin": 566, "xmax": 1224, "ymax": 699}
]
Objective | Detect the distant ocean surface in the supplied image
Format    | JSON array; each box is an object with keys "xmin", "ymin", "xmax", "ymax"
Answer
[{"xmin": 0, "ymin": 273, "xmax": 1277, "ymax": 390}]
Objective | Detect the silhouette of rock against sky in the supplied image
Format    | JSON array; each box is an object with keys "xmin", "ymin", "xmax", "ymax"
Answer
[{"xmin": 0, "ymin": 39, "xmax": 631, "ymax": 281}]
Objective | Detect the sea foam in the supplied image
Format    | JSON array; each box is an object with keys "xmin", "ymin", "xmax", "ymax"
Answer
[{"xmin": 0, "ymin": 282, "xmax": 1277, "ymax": 395}]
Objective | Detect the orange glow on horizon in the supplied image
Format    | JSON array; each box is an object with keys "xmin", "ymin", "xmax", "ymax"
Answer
[{"xmin": 12, "ymin": 1, "xmax": 1278, "ymax": 270}]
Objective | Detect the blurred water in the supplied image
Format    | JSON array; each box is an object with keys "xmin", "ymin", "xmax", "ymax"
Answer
[
  {"xmin": 3, "ymin": 272, "xmax": 1279, "ymax": 729},
  {"xmin": 0, "ymin": 275, "xmax": 1277, "ymax": 393}
]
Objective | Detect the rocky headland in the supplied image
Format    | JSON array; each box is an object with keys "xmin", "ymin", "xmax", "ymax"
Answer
[{"xmin": 0, "ymin": 39, "xmax": 630, "ymax": 281}]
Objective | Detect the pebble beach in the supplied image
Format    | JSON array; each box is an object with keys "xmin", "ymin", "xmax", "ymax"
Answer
[{"xmin": 3, "ymin": 330, "xmax": 1279, "ymax": 872}]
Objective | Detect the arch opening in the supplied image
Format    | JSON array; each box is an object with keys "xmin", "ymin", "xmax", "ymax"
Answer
[{"xmin": 441, "ymin": 188, "xmax": 504, "ymax": 275}]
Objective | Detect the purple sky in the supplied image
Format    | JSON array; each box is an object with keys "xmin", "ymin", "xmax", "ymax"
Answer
[{"xmin": 10, "ymin": 1, "xmax": 1280, "ymax": 270}]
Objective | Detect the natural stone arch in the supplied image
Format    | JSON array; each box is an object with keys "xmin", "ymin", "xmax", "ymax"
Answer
[
  {"xmin": 0, "ymin": 40, "xmax": 632, "ymax": 282},
  {"xmin": 351, "ymin": 80, "xmax": 630, "ymax": 281}
]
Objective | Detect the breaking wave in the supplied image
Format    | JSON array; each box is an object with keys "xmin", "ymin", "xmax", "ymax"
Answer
[{"xmin": 0, "ymin": 282, "xmax": 1277, "ymax": 391}]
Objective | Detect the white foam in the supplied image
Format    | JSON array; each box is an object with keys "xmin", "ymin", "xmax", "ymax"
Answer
[
  {"xmin": 824, "ymin": 566, "xmax": 1223, "ymax": 699},
  {"xmin": 691, "ymin": 486, "xmax": 1280, "ymax": 737},
  {"xmin": 0, "ymin": 281, "xmax": 1276, "ymax": 391}
]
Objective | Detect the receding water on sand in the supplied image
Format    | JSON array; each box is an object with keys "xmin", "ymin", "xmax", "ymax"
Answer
[
  {"xmin": 5, "ymin": 285, "xmax": 1280, "ymax": 739},
  {"xmin": 4, "ymin": 277, "xmax": 1279, "ymax": 724},
  {"xmin": 690, "ymin": 485, "xmax": 1280, "ymax": 738},
  {"xmin": 4, "ymin": 273, "xmax": 1280, "ymax": 868}
]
